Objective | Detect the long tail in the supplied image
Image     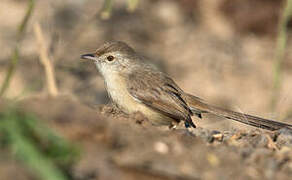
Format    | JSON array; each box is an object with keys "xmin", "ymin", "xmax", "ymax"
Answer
[{"xmin": 183, "ymin": 93, "xmax": 292, "ymax": 131}]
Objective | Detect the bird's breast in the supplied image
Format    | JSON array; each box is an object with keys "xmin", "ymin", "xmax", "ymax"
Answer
[{"xmin": 104, "ymin": 74, "xmax": 136, "ymax": 111}]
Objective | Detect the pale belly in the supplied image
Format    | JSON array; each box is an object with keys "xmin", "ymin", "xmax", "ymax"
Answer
[{"xmin": 104, "ymin": 75, "xmax": 174, "ymax": 126}]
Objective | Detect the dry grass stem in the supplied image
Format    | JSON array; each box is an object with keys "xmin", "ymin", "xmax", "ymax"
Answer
[{"xmin": 33, "ymin": 22, "xmax": 58, "ymax": 97}]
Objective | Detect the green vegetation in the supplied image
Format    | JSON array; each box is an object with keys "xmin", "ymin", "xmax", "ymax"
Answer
[
  {"xmin": 100, "ymin": 0, "xmax": 139, "ymax": 19},
  {"xmin": 0, "ymin": 107, "xmax": 79, "ymax": 180},
  {"xmin": 271, "ymin": 0, "xmax": 292, "ymax": 110},
  {"xmin": 0, "ymin": 0, "xmax": 35, "ymax": 97},
  {"xmin": 0, "ymin": 1, "xmax": 80, "ymax": 179}
]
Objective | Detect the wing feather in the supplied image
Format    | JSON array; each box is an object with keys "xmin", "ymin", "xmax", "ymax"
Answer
[{"xmin": 126, "ymin": 70, "xmax": 192, "ymax": 123}]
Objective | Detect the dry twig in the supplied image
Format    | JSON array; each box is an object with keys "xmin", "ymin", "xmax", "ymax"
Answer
[{"xmin": 33, "ymin": 23, "xmax": 58, "ymax": 97}]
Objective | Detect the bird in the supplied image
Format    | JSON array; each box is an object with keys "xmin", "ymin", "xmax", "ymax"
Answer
[{"xmin": 81, "ymin": 41, "xmax": 292, "ymax": 131}]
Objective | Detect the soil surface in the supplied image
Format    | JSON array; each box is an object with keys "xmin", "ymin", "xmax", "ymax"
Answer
[{"xmin": 1, "ymin": 96, "xmax": 292, "ymax": 180}]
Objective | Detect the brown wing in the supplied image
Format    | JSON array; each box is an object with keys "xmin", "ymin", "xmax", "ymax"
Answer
[{"xmin": 126, "ymin": 69, "xmax": 193, "ymax": 124}]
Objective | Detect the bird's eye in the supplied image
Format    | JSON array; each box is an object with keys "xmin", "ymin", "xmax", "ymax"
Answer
[{"xmin": 106, "ymin": 55, "xmax": 115, "ymax": 61}]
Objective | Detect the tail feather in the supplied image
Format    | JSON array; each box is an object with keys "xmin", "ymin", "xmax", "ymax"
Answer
[
  {"xmin": 184, "ymin": 93, "xmax": 292, "ymax": 131},
  {"xmin": 206, "ymin": 105, "xmax": 292, "ymax": 131}
]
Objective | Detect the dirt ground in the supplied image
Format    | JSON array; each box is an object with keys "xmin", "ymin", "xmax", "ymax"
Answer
[{"xmin": 1, "ymin": 0, "xmax": 292, "ymax": 179}]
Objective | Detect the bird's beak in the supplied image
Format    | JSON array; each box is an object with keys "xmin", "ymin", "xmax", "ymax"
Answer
[{"xmin": 81, "ymin": 53, "xmax": 97, "ymax": 61}]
